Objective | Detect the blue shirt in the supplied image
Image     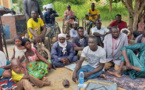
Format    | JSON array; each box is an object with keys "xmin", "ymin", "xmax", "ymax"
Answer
[
  {"xmin": 0, "ymin": 60, "xmax": 10, "ymax": 76},
  {"xmin": 43, "ymin": 11, "xmax": 57, "ymax": 24}
]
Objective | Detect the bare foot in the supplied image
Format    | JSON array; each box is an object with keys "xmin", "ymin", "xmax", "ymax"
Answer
[
  {"xmin": 100, "ymin": 74, "xmax": 107, "ymax": 79},
  {"xmin": 44, "ymin": 81, "xmax": 51, "ymax": 86},
  {"xmin": 42, "ymin": 77, "xmax": 48, "ymax": 82},
  {"xmin": 107, "ymin": 71, "xmax": 122, "ymax": 78}
]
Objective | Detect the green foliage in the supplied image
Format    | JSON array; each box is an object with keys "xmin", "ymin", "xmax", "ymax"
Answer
[
  {"xmin": 12, "ymin": 0, "xmax": 18, "ymax": 3},
  {"xmin": 110, "ymin": 0, "xmax": 121, "ymax": 3},
  {"xmin": 15, "ymin": 0, "xmax": 128, "ymax": 20},
  {"xmin": 42, "ymin": 0, "xmax": 85, "ymax": 5}
]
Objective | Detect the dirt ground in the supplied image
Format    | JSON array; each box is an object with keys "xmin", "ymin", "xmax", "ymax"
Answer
[{"xmin": 3, "ymin": 43, "xmax": 78, "ymax": 90}]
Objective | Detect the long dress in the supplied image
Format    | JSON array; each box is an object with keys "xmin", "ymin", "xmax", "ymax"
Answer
[
  {"xmin": 27, "ymin": 47, "xmax": 51, "ymax": 79},
  {"xmin": 121, "ymin": 43, "xmax": 145, "ymax": 79}
]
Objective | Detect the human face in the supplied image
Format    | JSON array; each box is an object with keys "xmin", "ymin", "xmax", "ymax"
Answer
[
  {"xmin": 59, "ymin": 37, "xmax": 66, "ymax": 43},
  {"xmin": 67, "ymin": 6, "xmax": 71, "ymax": 11},
  {"xmin": 88, "ymin": 38, "xmax": 97, "ymax": 51},
  {"xmin": 116, "ymin": 16, "xmax": 121, "ymax": 23},
  {"xmin": 91, "ymin": 3, "xmax": 95, "ymax": 10},
  {"xmin": 48, "ymin": 8, "xmax": 53, "ymax": 13},
  {"xmin": 96, "ymin": 22, "xmax": 102, "ymax": 29},
  {"xmin": 78, "ymin": 29, "xmax": 84, "ymax": 37},
  {"xmin": 112, "ymin": 29, "xmax": 120, "ymax": 39},
  {"xmin": 15, "ymin": 39, "xmax": 22, "ymax": 47},
  {"xmin": 25, "ymin": 41, "xmax": 31, "ymax": 50},
  {"xmin": 74, "ymin": 24, "xmax": 78, "ymax": 30},
  {"xmin": 31, "ymin": 11, "xmax": 37, "ymax": 18},
  {"xmin": 12, "ymin": 64, "xmax": 22, "ymax": 73}
]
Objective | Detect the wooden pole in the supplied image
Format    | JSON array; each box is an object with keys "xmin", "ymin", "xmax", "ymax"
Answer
[{"xmin": 109, "ymin": 1, "xmax": 112, "ymax": 12}]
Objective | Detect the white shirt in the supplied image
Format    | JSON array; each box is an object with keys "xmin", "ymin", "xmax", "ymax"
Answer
[
  {"xmin": 92, "ymin": 27, "xmax": 109, "ymax": 40},
  {"xmin": 69, "ymin": 29, "xmax": 87, "ymax": 39},
  {"xmin": 81, "ymin": 46, "xmax": 106, "ymax": 68}
]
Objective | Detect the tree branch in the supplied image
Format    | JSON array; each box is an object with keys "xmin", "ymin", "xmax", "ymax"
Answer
[
  {"xmin": 121, "ymin": 0, "xmax": 134, "ymax": 16},
  {"xmin": 138, "ymin": 1, "xmax": 145, "ymax": 14}
]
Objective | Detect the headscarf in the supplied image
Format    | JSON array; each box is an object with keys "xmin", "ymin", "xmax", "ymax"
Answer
[
  {"xmin": 14, "ymin": 36, "xmax": 22, "ymax": 41},
  {"xmin": 43, "ymin": 5, "xmax": 47, "ymax": 9},
  {"xmin": 22, "ymin": 38, "xmax": 30, "ymax": 46},
  {"xmin": 74, "ymin": 21, "xmax": 78, "ymax": 24},
  {"xmin": 0, "ymin": 51, "xmax": 7, "ymax": 67},
  {"xmin": 58, "ymin": 33, "xmax": 67, "ymax": 55},
  {"xmin": 121, "ymin": 28, "xmax": 130, "ymax": 36},
  {"xmin": 46, "ymin": 3, "xmax": 53, "ymax": 9}
]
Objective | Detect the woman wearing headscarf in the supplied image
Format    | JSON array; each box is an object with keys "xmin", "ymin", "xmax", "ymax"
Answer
[
  {"xmin": 0, "ymin": 51, "xmax": 17, "ymax": 90},
  {"xmin": 51, "ymin": 33, "xmax": 78, "ymax": 67}
]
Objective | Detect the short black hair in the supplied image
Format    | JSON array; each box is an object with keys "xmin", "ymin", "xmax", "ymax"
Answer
[
  {"xmin": 116, "ymin": 14, "xmax": 121, "ymax": 17},
  {"xmin": 77, "ymin": 27, "xmax": 84, "ymax": 31},
  {"xmin": 89, "ymin": 36, "xmax": 98, "ymax": 42}
]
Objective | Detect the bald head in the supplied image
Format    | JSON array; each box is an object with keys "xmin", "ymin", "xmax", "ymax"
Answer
[
  {"xmin": 11, "ymin": 59, "xmax": 22, "ymax": 73},
  {"xmin": 11, "ymin": 59, "xmax": 20, "ymax": 67}
]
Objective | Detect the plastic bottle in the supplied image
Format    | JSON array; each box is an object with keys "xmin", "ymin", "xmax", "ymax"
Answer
[{"xmin": 79, "ymin": 69, "xmax": 84, "ymax": 87}]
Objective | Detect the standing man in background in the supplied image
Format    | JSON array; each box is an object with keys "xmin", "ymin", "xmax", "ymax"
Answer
[
  {"xmin": 87, "ymin": 3, "xmax": 100, "ymax": 35},
  {"xmin": 23, "ymin": 0, "xmax": 43, "ymax": 21}
]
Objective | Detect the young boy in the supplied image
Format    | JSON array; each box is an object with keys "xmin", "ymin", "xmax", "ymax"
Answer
[{"xmin": 11, "ymin": 58, "xmax": 50, "ymax": 90}]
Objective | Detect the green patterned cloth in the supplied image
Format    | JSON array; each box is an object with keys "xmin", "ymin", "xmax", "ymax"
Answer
[
  {"xmin": 27, "ymin": 59, "xmax": 51, "ymax": 79},
  {"xmin": 121, "ymin": 43, "xmax": 145, "ymax": 79}
]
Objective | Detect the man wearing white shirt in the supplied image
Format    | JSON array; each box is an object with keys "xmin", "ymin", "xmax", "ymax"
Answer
[
  {"xmin": 92, "ymin": 20, "xmax": 110, "ymax": 47},
  {"xmin": 70, "ymin": 22, "xmax": 87, "ymax": 39}
]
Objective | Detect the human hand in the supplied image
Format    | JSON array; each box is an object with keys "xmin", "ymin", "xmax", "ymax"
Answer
[
  {"xmin": 47, "ymin": 64, "xmax": 52, "ymax": 70},
  {"xmin": 126, "ymin": 62, "xmax": 132, "ymax": 69},
  {"xmin": 72, "ymin": 71, "xmax": 78, "ymax": 82},
  {"xmin": 50, "ymin": 14, "xmax": 55, "ymax": 18},
  {"xmin": 84, "ymin": 72, "xmax": 91, "ymax": 78}
]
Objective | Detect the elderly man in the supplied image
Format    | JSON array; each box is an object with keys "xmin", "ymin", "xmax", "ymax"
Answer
[
  {"xmin": 72, "ymin": 36, "xmax": 106, "ymax": 82},
  {"xmin": 104, "ymin": 27, "xmax": 128, "ymax": 71},
  {"xmin": 51, "ymin": 33, "xmax": 78, "ymax": 67},
  {"xmin": 107, "ymin": 14, "xmax": 127, "ymax": 32},
  {"xmin": 64, "ymin": 5, "xmax": 75, "ymax": 25},
  {"xmin": 23, "ymin": 0, "xmax": 43, "ymax": 21},
  {"xmin": 92, "ymin": 20, "xmax": 110, "ymax": 47},
  {"xmin": 87, "ymin": 3, "xmax": 100, "ymax": 35}
]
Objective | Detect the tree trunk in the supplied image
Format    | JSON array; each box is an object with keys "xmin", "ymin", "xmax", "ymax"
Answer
[
  {"xmin": 109, "ymin": 1, "xmax": 112, "ymax": 12},
  {"xmin": 132, "ymin": 14, "xmax": 139, "ymax": 31}
]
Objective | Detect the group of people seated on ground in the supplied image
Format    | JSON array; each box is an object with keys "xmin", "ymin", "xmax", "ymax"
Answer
[{"xmin": 1, "ymin": 2, "xmax": 145, "ymax": 90}]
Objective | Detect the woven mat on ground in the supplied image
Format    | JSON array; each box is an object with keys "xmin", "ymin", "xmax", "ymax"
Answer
[{"xmin": 97, "ymin": 70, "xmax": 145, "ymax": 90}]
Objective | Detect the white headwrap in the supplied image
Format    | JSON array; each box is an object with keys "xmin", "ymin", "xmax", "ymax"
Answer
[
  {"xmin": 0, "ymin": 51, "xmax": 7, "ymax": 67},
  {"xmin": 43, "ymin": 5, "xmax": 47, "ymax": 9},
  {"xmin": 58, "ymin": 33, "xmax": 67, "ymax": 55},
  {"xmin": 121, "ymin": 28, "xmax": 130, "ymax": 36},
  {"xmin": 74, "ymin": 21, "xmax": 78, "ymax": 24},
  {"xmin": 46, "ymin": 3, "xmax": 53, "ymax": 9}
]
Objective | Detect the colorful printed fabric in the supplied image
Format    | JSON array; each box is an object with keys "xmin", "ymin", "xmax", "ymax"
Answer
[
  {"xmin": 27, "ymin": 59, "xmax": 51, "ymax": 79},
  {"xmin": 0, "ymin": 77, "xmax": 17, "ymax": 90}
]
